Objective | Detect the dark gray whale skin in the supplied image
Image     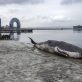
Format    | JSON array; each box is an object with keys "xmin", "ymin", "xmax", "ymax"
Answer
[
  {"xmin": 29, "ymin": 37, "xmax": 82, "ymax": 58},
  {"xmin": 45, "ymin": 40, "xmax": 82, "ymax": 53}
]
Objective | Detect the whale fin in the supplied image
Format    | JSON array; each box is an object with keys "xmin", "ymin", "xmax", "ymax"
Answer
[{"xmin": 28, "ymin": 37, "xmax": 36, "ymax": 44}]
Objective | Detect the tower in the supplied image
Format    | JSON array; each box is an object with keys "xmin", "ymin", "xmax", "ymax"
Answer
[{"xmin": 0, "ymin": 18, "xmax": 1, "ymax": 28}]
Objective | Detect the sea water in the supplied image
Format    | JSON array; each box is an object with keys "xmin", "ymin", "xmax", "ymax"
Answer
[{"xmin": 17, "ymin": 30, "xmax": 82, "ymax": 48}]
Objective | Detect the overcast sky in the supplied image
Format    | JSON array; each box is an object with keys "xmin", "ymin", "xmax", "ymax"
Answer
[{"xmin": 0, "ymin": 0, "xmax": 82, "ymax": 27}]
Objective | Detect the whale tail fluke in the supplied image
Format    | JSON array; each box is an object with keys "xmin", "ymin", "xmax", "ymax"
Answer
[{"xmin": 28, "ymin": 37, "xmax": 36, "ymax": 44}]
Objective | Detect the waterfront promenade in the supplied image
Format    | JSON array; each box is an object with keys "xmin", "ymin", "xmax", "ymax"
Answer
[{"xmin": 0, "ymin": 41, "xmax": 82, "ymax": 82}]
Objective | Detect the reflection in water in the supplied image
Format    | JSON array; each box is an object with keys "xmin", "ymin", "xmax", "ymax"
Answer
[
  {"xmin": 73, "ymin": 29, "xmax": 82, "ymax": 33},
  {"xmin": 10, "ymin": 34, "xmax": 20, "ymax": 41},
  {"xmin": 0, "ymin": 33, "xmax": 20, "ymax": 41}
]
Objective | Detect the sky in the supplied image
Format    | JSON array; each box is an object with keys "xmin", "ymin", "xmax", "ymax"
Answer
[{"xmin": 0, "ymin": 0, "xmax": 82, "ymax": 27}]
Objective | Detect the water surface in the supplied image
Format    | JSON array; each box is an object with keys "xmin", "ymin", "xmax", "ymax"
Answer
[{"xmin": 17, "ymin": 30, "xmax": 82, "ymax": 48}]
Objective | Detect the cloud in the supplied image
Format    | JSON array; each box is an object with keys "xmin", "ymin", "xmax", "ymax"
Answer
[
  {"xmin": 61, "ymin": 0, "xmax": 82, "ymax": 5},
  {"xmin": 25, "ymin": 15, "xmax": 72, "ymax": 27},
  {"xmin": 0, "ymin": 0, "xmax": 44, "ymax": 5}
]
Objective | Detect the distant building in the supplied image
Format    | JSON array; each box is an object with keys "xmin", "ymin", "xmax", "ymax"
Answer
[
  {"xmin": 0, "ymin": 18, "xmax": 1, "ymax": 28},
  {"xmin": 73, "ymin": 25, "xmax": 82, "ymax": 31}
]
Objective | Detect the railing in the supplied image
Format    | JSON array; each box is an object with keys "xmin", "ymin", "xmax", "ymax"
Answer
[{"xmin": 0, "ymin": 28, "xmax": 33, "ymax": 33}]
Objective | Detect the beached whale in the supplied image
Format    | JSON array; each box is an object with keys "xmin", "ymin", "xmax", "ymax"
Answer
[{"xmin": 29, "ymin": 37, "xmax": 82, "ymax": 58}]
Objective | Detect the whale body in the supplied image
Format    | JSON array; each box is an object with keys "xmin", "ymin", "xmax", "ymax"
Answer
[{"xmin": 29, "ymin": 37, "xmax": 82, "ymax": 58}]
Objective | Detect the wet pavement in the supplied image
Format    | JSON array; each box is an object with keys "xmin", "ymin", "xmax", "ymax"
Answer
[{"xmin": 0, "ymin": 41, "xmax": 82, "ymax": 82}]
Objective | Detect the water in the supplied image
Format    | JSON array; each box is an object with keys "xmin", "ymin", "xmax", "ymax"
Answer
[{"xmin": 17, "ymin": 30, "xmax": 82, "ymax": 48}]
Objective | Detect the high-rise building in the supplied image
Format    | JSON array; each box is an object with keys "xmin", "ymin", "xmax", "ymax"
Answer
[{"xmin": 0, "ymin": 18, "xmax": 1, "ymax": 28}]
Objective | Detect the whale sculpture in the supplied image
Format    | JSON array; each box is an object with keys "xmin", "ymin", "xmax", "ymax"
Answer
[{"xmin": 29, "ymin": 37, "xmax": 82, "ymax": 58}]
